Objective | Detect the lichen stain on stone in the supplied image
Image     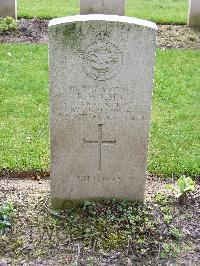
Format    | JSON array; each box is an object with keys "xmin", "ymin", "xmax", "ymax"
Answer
[
  {"xmin": 84, "ymin": 7, "xmax": 96, "ymax": 14},
  {"xmin": 189, "ymin": 15, "xmax": 200, "ymax": 26},
  {"xmin": 51, "ymin": 23, "xmax": 83, "ymax": 50}
]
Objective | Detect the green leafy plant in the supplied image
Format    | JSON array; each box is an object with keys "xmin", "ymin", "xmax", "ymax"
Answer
[
  {"xmin": 166, "ymin": 175, "xmax": 195, "ymax": 201},
  {"xmin": 154, "ymin": 193, "xmax": 173, "ymax": 205},
  {"xmin": 160, "ymin": 242, "xmax": 180, "ymax": 258},
  {"xmin": 169, "ymin": 226, "xmax": 183, "ymax": 240},
  {"xmin": 0, "ymin": 201, "xmax": 14, "ymax": 235},
  {"xmin": 0, "ymin": 16, "xmax": 17, "ymax": 32}
]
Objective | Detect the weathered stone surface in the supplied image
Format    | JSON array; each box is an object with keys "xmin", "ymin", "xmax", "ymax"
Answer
[
  {"xmin": 80, "ymin": 0, "xmax": 125, "ymax": 16},
  {"xmin": 188, "ymin": 0, "xmax": 200, "ymax": 26},
  {"xmin": 0, "ymin": 0, "xmax": 17, "ymax": 19},
  {"xmin": 49, "ymin": 15, "xmax": 157, "ymax": 208},
  {"xmin": 0, "ymin": 259, "xmax": 8, "ymax": 266}
]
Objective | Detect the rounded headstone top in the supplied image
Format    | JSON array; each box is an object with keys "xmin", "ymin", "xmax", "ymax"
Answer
[{"xmin": 49, "ymin": 14, "xmax": 157, "ymax": 30}]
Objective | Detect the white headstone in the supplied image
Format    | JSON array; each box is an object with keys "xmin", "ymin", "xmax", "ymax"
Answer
[
  {"xmin": 188, "ymin": 0, "xmax": 200, "ymax": 26},
  {"xmin": 49, "ymin": 15, "xmax": 157, "ymax": 208},
  {"xmin": 80, "ymin": 0, "xmax": 125, "ymax": 16},
  {"xmin": 0, "ymin": 0, "xmax": 17, "ymax": 19}
]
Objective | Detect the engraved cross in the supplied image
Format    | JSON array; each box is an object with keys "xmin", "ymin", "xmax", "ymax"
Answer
[{"xmin": 83, "ymin": 124, "xmax": 116, "ymax": 171}]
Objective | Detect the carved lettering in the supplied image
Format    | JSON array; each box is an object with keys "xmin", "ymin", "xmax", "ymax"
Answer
[
  {"xmin": 77, "ymin": 175, "xmax": 121, "ymax": 182},
  {"xmin": 54, "ymin": 85, "xmax": 148, "ymax": 121}
]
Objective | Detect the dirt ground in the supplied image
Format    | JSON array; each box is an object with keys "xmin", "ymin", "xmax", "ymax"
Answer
[
  {"xmin": 0, "ymin": 176, "xmax": 199, "ymax": 265},
  {"xmin": 0, "ymin": 19, "xmax": 200, "ymax": 50}
]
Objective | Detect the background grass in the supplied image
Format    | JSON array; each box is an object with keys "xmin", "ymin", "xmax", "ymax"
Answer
[
  {"xmin": 0, "ymin": 44, "xmax": 199, "ymax": 176},
  {"xmin": 18, "ymin": 0, "xmax": 79, "ymax": 19},
  {"xmin": 0, "ymin": 45, "xmax": 49, "ymax": 171},
  {"xmin": 17, "ymin": 0, "xmax": 188, "ymax": 24},
  {"xmin": 150, "ymin": 49, "xmax": 200, "ymax": 176},
  {"xmin": 126, "ymin": 0, "xmax": 188, "ymax": 24}
]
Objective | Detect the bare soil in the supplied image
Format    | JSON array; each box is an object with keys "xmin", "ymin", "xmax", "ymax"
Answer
[
  {"xmin": 0, "ymin": 19, "xmax": 200, "ymax": 50},
  {"xmin": 0, "ymin": 176, "xmax": 199, "ymax": 265}
]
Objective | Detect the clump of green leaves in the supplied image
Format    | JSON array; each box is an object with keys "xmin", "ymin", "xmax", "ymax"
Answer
[
  {"xmin": 0, "ymin": 16, "xmax": 17, "ymax": 32},
  {"xmin": 166, "ymin": 175, "xmax": 195, "ymax": 201},
  {"xmin": 160, "ymin": 242, "xmax": 181, "ymax": 259},
  {"xmin": 169, "ymin": 226, "xmax": 183, "ymax": 240},
  {"xmin": 0, "ymin": 201, "xmax": 14, "ymax": 235}
]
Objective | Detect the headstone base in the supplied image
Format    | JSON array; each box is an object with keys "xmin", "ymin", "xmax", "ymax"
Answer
[
  {"xmin": 0, "ymin": 0, "xmax": 17, "ymax": 19},
  {"xmin": 80, "ymin": 0, "xmax": 125, "ymax": 16},
  {"xmin": 188, "ymin": 0, "xmax": 200, "ymax": 27},
  {"xmin": 51, "ymin": 197, "xmax": 137, "ymax": 209}
]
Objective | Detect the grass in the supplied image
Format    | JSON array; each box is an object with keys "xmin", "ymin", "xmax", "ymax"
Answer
[
  {"xmin": 17, "ymin": 0, "xmax": 188, "ymax": 24},
  {"xmin": 0, "ymin": 44, "xmax": 199, "ymax": 176},
  {"xmin": 0, "ymin": 44, "xmax": 49, "ymax": 170},
  {"xmin": 126, "ymin": 0, "xmax": 188, "ymax": 24},
  {"xmin": 150, "ymin": 49, "xmax": 200, "ymax": 176},
  {"xmin": 18, "ymin": 0, "xmax": 79, "ymax": 19}
]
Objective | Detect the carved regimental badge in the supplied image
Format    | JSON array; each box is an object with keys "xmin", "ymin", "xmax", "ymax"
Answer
[{"xmin": 77, "ymin": 31, "xmax": 123, "ymax": 81}]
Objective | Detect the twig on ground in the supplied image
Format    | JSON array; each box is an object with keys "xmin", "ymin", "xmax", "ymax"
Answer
[
  {"xmin": 73, "ymin": 244, "xmax": 81, "ymax": 266},
  {"xmin": 4, "ymin": 169, "xmax": 10, "ymax": 193},
  {"xmin": 126, "ymin": 238, "xmax": 131, "ymax": 255},
  {"xmin": 44, "ymin": 203, "xmax": 64, "ymax": 218},
  {"xmin": 157, "ymin": 242, "xmax": 161, "ymax": 262}
]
